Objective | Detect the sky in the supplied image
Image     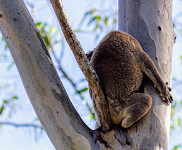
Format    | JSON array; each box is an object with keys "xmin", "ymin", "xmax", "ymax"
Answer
[{"xmin": 0, "ymin": 0, "xmax": 182, "ymax": 150}]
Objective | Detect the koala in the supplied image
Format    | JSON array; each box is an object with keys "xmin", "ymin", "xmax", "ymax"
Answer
[{"xmin": 87, "ymin": 30, "xmax": 173, "ymax": 128}]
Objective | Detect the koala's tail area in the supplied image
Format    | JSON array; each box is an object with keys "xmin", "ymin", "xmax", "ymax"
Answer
[{"xmin": 86, "ymin": 50, "xmax": 94, "ymax": 61}]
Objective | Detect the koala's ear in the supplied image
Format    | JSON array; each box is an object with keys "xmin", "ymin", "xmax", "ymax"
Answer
[{"xmin": 86, "ymin": 50, "xmax": 94, "ymax": 61}]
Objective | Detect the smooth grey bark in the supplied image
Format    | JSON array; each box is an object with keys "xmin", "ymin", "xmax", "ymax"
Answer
[
  {"xmin": 118, "ymin": 0, "xmax": 175, "ymax": 149},
  {"xmin": 0, "ymin": 0, "xmax": 98, "ymax": 150}
]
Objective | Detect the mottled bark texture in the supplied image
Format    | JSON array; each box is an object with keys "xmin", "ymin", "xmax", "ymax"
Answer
[
  {"xmin": 49, "ymin": 0, "xmax": 112, "ymax": 132},
  {"xmin": 117, "ymin": 0, "xmax": 175, "ymax": 149}
]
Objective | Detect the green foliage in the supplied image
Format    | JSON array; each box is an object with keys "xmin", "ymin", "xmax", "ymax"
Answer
[
  {"xmin": 174, "ymin": 144, "xmax": 182, "ymax": 150},
  {"xmin": 79, "ymin": 8, "xmax": 117, "ymax": 40},
  {"xmin": 0, "ymin": 83, "xmax": 18, "ymax": 116},
  {"xmin": 171, "ymin": 100, "xmax": 182, "ymax": 131},
  {"xmin": 36, "ymin": 21, "xmax": 59, "ymax": 50},
  {"xmin": 0, "ymin": 36, "xmax": 10, "ymax": 61},
  {"xmin": 7, "ymin": 62, "xmax": 15, "ymax": 70},
  {"xmin": 0, "ymin": 95, "xmax": 18, "ymax": 115},
  {"xmin": 76, "ymin": 87, "xmax": 88, "ymax": 94}
]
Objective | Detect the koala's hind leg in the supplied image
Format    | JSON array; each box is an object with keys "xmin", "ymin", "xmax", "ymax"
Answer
[{"xmin": 121, "ymin": 93, "xmax": 152, "ymax": 128}]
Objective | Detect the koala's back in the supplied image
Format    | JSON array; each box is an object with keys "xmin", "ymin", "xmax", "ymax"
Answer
[{"xmin": 91, "ymin": 31, "xmax": 143, "ymax": 101}]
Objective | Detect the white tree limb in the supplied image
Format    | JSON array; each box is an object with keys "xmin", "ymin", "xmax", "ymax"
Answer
[{"xmin": 0, "ymin": 0, "xmax": 98, "ymax": 149}]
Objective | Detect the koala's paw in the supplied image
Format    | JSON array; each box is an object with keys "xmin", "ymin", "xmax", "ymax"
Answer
[
  {"xmin": 162, "ymin": 93, "xmax": 173, "ymax": 104},
  {"xmin": 161, "ymin": 83, "xmax": 173, "ymax": 104}
]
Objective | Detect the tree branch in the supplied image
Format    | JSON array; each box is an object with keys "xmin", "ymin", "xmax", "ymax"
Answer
[
  {"xmin": 49, "ymin": 0, "xmax": 112, "ymax": 131},
  {"xmin": 0, "ymin": 0, "xmax": 98, "ymax": 149}
]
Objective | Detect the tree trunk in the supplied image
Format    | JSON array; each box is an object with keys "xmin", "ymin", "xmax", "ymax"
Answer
[
  {"xmin": 0, "ymin": 0, "xmax": 97, "ymax": 150},
  {"xmin": 118, "ymin": 0, "xmax": 175, "ymax": 149}
]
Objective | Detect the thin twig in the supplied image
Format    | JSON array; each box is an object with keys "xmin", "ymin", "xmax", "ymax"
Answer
[
  {"xmin": 0, "ymin": 121, "xmax": 43, "ymax": 129},
  {"xmin": 49, "ymin": 0, "xmax": 112, "ymax": 131}
]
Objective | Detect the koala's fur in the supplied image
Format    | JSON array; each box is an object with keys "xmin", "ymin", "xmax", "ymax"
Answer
[{"xmin": 87, "ymin": 31, "xmax": 173, "ymax": 128}]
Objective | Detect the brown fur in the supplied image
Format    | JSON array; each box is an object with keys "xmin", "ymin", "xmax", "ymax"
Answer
[{"xmin": 88, "ymin": 31, "xmax": 173, "ymax": 128}]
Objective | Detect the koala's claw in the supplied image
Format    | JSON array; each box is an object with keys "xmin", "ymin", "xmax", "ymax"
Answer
[
  {"xmin": 165, "ymin": 82, "xmax": 172, "ymax": 92},
  {"xmin": 160, "ymin": 83, "xmax": 173, "ymax": 104},
  {"xmin": 162, "ymin": 94, "xmax": 173, "ymax": 104},
  {"xmin": 169, "ymin": 95, "xmax": 173, "ymax": 103},
  {"xmin": 168, "ymin": 87, "xmax": 172, "ymax": 92}
]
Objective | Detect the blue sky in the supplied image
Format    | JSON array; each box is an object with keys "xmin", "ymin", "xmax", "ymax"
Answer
[{"xmin": 0, "ymin": 0, "xmax": 182, "ymax": 150}]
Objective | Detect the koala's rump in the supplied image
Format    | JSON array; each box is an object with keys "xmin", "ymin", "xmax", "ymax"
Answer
[
  {"xmin": 92, "ymin": 53, "xmax": 143, "ymax": 101},
  {"xmin": 91, "ymin": 31, "xmax": 143, "ymax": 101}
]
